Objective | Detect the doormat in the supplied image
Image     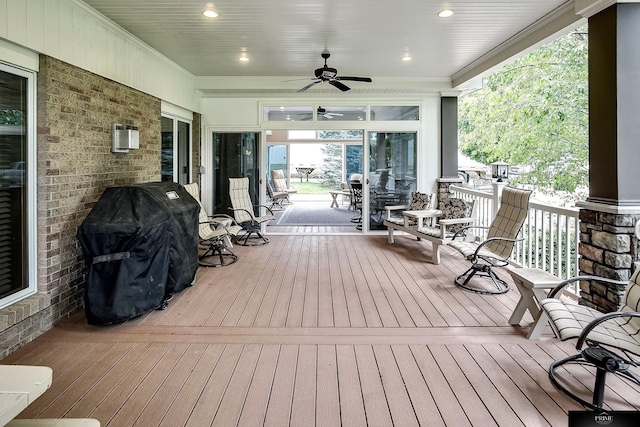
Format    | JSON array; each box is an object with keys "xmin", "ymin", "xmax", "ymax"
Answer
[{"xmin": 275, "ymin": 202, "xmax": 355, "ymax": 225}]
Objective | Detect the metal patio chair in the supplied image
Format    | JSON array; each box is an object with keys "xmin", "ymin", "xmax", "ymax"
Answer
[
  {"xmin": 183, "ymin": 182, "xmax": 242, "ymax": 267},
  {"xmin": 228, "ymin": 177, "xmax": 275, "ymax": 246},
  {"xmin": 539, "ymin": 271, "xmax": 640, "ymax": 410},
  {"xmin": 448, "ymin": 186, "xmax": 532, "ymax": 294}
]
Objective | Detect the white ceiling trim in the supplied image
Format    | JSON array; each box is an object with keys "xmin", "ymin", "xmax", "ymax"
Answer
[
  {"xmin": 452, "ymin": 1, "xmax": 583, "ymax": 88},
  {"xmin": 575, "ymin": 0, "xmax": 617, "ymax": 17},
  {"xmin": 195, "ymin": 76, "xmax": 454, "ymax": 97}
]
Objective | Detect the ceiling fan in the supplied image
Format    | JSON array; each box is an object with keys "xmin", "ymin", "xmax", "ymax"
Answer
[
  {"xmin": 297, "ymin": 50, "xmax": 372, "ymax": 92},
  {"xmin": 298, "ymin": 106, "xmax": 344, "ymax": 120}
]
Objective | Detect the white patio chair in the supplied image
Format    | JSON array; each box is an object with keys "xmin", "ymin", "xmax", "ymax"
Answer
[
  {"xmin": 539, "ymin": 272, "xmax": 640, "ymax": 410},
  {"xmin": 228, "ymin": 177, "xmax": 275, "ymax": 246},
  {"xmin": 271, "ymin": 169, "xmax": 297, "ymax": 204},
  {"xmin": 448, "ymin": 186, "xmax": 532, "ymax": 294},
  {"xmin": 183, "ymin": 182, "xmax": 242, "ymax": 267}
]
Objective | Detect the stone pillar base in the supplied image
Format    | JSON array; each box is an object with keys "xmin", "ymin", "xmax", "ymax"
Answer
[
  {"xmin": 576, "ymin": 201, "xmax": 640, "ymax": 312},
  {"xmin": 436, "ymin": 178, "xmax": 464, "ymax": 204}
]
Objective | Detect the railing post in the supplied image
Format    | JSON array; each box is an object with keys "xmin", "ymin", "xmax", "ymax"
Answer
[{"xmin": 491, "ymin": 181, "xmax": 507, "ymax": 218}]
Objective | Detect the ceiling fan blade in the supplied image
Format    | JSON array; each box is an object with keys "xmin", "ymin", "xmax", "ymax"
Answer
[
  {"xmin": 283, "ymin": 77, "xmax": 316, "ymax": 82},
  {"xmin": 297, "ymin": 80, "xmax": 321, "ymax": 92},
  {"xmin": 329, "ymin": 80, "xmax": 350, "ymax": 92},
  {"xmin": 337, "ymin": 76, "xmax": 372, "ymax": 82}
]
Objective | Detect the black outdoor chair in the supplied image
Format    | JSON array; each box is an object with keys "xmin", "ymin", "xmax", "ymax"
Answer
[{"xmin": 348, "ymin": 180, "xmax": 363, "ymax": 230}]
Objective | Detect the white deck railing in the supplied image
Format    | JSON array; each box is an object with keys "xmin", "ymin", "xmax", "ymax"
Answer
[{"xmin": 450, "ymin": 184, "xmax": 580, "ymax": 295}]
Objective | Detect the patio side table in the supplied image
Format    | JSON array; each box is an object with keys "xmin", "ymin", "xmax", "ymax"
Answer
[
  {"xmin": 210, "ymin": 217, "xmax": 234, "ymax": 248},
  {"xmin": 507, "ymin": 267, "xmax": 564, "ymax": 339}
]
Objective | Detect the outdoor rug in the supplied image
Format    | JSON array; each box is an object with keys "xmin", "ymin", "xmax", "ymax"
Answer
[{"xmin": 275, "ymin": 202, "xmax": 355, "ymax": 225}]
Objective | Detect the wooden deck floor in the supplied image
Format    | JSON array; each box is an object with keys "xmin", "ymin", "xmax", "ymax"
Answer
[{"xmin": 3, "ymin": 235, "xmax": 640, "ymax": 426}]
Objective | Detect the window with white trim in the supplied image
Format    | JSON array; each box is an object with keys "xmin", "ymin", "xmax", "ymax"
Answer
[{"xmin": 0, "ymin": 62, "xmax": 37, "ymax": 309}]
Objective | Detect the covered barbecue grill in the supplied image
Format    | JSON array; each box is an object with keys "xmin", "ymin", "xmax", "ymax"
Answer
[{"xmin": 77, "ymin": 182, "xmax": 199, "ymax": 325}]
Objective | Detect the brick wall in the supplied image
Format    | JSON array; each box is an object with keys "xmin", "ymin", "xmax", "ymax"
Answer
[{"xmin": 1, "ymin": 55, "xmax": 164, "ymax": 357}]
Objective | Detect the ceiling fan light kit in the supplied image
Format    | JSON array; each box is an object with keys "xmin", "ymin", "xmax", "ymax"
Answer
[{"xmin": 297, "ymin": 50, "xmax": 372, "ymax": 92}]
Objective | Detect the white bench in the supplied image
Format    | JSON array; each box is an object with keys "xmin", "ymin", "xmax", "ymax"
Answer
[
  {"xmin": 0, "ymin": 365, "xmax": 100, "ymax": 427},
  {"xmin": 506, "ymin": 267, "xmax": 564, "ymax": 339},
  {"xmin": 384, "ymin": 198, "xmax": 476, "ymax": 265}
]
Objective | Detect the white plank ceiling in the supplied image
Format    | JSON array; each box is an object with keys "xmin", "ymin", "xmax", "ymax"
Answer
[{"xmin": 81, "ymin": 0, "xmax": 580, "ymax": 94}]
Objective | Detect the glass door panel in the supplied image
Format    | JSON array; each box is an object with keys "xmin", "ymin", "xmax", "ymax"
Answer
[
  {"xmin": 161, "ymin": 116, "xmax": 174, "ymax": 182},
  {"xmin": 161, "ymin": 116, "xmax": 190, "ymax": 184},
  {"xmin": 267, "ymin": 144, "xmax": 288, "ymax": 185},
  {"xmin": 345, "ymin": 144, "xmax": 362, "ymax": 181},
  {"xmin": 0, "ymin": 68, "xmax": 29, "ymax": 303},
  {"xmin": 212, "ymin": 132, "xmax": 260, "ymax": 214},
  {"xmin": 368, "ymin": 132, "xmax": 417, "ymax": 231},
  {"xmin": 177, "ymin": 121, "xmax": 190, "ymax": 184}
]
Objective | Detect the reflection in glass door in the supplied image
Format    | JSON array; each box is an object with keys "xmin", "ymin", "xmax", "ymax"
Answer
[
  {"xmin": 368, "ymin": 132, "xmax": 417, "ymax": 231},
  {"xmin": 0, "ymin": 64, "xmax": 35, "ymax": 308},
  {"xmin": 212, "ymin": 132, "xmax": 260, "ymax": 214},
  {"xmin": 161, "ymin": 115, "xmax": 191, "ymax": 184},
  {"xmin": 267, "ymin": 144, "xmax": 288, "ymax": 185}
]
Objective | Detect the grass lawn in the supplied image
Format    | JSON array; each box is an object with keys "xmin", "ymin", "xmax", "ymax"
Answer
[{"xmin": 290, "ymin": 181, "xmax": 334, "ymax": 194}]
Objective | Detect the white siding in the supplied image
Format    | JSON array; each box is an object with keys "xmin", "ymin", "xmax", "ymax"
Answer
[{"xmin": 0, "ymin": 0, "xmax": 198, "ymax": 112}]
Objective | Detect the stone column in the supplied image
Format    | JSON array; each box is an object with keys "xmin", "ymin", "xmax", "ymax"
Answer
[
  {"xmin": 576, "ymin": 205, "xmax": 640, "ymax": 311},
  {"xmin": 436, "ymin": 178, "xmax": 464, "ymax": 205},
  {"xmin": 574, "ymin": 3, "xmax": 640, "ymax": 312}
]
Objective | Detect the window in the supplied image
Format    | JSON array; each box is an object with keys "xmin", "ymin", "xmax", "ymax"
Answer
[
  {"xmin": 370, "ymin": 106, "xmax": 419, "ymax": 121},
  {"xmin": 263, "ymin": 105, "xmax": 366, "ymax": 122},
  {"xmin": 0, "ymin": 62, "xmax": 36, "ymax": 309},
  {"xmin": 263, "ymin": 106, "xmax": 313, "ymax": 121}
]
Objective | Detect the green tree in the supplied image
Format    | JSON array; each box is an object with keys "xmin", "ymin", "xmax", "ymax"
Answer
[
  {"xmin": 320, "ymin": 144, "xmax": 343, "ymax": 187},
  {"xmin": 459, "ymin": 26, "xmax": 588, "ymax": 202}
]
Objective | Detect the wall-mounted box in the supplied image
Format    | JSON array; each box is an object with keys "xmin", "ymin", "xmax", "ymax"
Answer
[{"xmin": 112, "ymin": 124, "xmax": 140, "ymax": 153}]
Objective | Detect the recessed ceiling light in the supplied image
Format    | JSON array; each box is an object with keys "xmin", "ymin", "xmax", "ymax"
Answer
[
  {"xmin": 238, "ymin": 52, "xmax": 250, "ymax": 62},
  {"xmin": 401, "ymin": 54, "xmax": 412, "ymax": 62},
  {"xmin": 438, "ymin": 9, "xmax": 454, "ymax": 18},
  {"xmin": 202, "ymin": 9, "xmax": 218, "ymax": 18}
]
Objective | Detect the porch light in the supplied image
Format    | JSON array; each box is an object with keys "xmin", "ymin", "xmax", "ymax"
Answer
[{"xmin": 491, "ymin": 161, "xmax": 509, "ymax": 182}]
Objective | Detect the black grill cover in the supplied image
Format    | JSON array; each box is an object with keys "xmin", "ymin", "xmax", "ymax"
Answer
[
  {"xmin": 133, "ymin": 182, "xmax": 200, "ymax": 294},
  {"xmin": 77, "ymin": 182, "xmax": 199, "ymax": 325}
]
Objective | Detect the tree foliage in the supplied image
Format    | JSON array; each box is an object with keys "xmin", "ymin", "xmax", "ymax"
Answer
[
  {"xmin": 320, "ymin": 143, "xmax": 343, "ymax": 187},
  {"xmin": 459, "ymin": 26, "xmax": 588, "ymax": 202},
  {"xmin": 0, "ymin": 109, "xmax": 24, "ymax": 125}
]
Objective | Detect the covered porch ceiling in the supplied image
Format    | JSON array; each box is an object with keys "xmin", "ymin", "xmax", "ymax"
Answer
[{"xmin": 81, "ymin": 0, "xmax": 586, "ymax": 96}]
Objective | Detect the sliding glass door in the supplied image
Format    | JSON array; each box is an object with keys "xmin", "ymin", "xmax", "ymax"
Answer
[
  {"xmin": 211, "ymin": 132, "xmax": 260, "ymax": 214},
  {"xmin": 161, "ymin": 115, "xmax": 191, "ymax": 184},
  {"xmin": 367, "ymin": 132, "xmax": 417, "ymax": 231},
  {"xmin": 267, "ymin": 144, "xmax": 288, "ymax": 185}
]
